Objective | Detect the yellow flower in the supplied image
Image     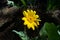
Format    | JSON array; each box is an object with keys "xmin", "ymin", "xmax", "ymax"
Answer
[{"xmin": 22, "ymin": 9, "xmax": 41, "ymax": 30}]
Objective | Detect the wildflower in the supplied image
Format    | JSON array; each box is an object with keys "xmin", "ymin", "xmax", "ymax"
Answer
[{"xmin": 22, "ymin": 9, "xmax": 41, "ymax": 30}]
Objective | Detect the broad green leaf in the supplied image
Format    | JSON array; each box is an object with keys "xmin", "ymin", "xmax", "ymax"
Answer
[
  {"xmin": 57, "ymin": 25, "xmax": 60, "ymax": 32},
  {"xmin": 44, "ymin": 22, "xmax": 59, "ymax": 40},
  {"xmin": 39, "ymin": 23, "xmax": 48, "ymax": 40},
  {"xmin": 40, "ymin": 25, "xmax": 47, "ymax": 37}
]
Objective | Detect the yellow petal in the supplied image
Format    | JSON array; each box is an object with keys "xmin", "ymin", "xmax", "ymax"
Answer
[
  {"xmin": 24, "ymin": 21, "xmax": 27, "ymax": 25},
  {"xmin": 34, "ymin": 11, "xmax": 36, "ymax": 14},
  {"xmin": 31, "ymin": 10, "xmax": 34, "ymax": 13},
  {"xmin": 22, "ymin": 17, "xmax": 26, "ymax": 20},
  {"xmin": 36, "ymin": 19, "xmax": 41, "ymax": 21},
  {"xmin": 33, "ymin": 22, "xmax": 37, "ymax": 27},
  {"xmin": 31, "ymin": 25, "xmax": 35, "ymax": 30},
  {"xmin": 27, "ymin": 23, "xmax": 31, "ymax": 29},
  {"xmin": 27, "ymin": 22, "xmax": 33, "ymax": 29},
  {"xmin": 35, "ymin": 15, "xmax": 39, "ymax": 18},
  {"xmin": 23, "ymin": 11, "xmax": 28, "ymax": 17},
  {"xmin": 22, "ymin": 9, "xmax": 41, "ymax": 30},
  {"xmin": 31, "ymin": 10, "xmax": 36, "ymax": 15},
  {"xmin": 27, "ymin": 9, "xmax": 30, "ymax": 12},
  {"xmin": 37, "ymin": 22, "xmax": 40, "ymax": 25}
]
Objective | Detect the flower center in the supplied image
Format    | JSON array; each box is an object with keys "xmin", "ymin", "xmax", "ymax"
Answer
[{"xmin": 27, "ymin": 16, "xmax": 34, "ymax": 23}]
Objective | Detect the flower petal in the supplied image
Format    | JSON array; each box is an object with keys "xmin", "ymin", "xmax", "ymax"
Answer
[
  {"xmin": 31, "ymin": 25, "xmax": 35, "ymax": 30},
  {"xmin": 33, "ymin": 22, "xmax": 37, "ymax": 27},
  {"xmin": 35, "ymin": 15, "xmax": 39, "ymax": 18},
  {"xmin": 22, "ymin": 9, "xmax": 41, "ymax": 30},
  {"xmin": 34, "ymin": 11, "xmax": 36, "ymax": 14},
  {"xmin": 22, "ymin": 17, "xmax": 26, "ymax": 20},
  {"xmin": 27, "ymin": 23, "xmax": 31, "ymax": 29},
  {"xmin": 23, "ymin": 11, "xmax": 28, "ymax": 17},
  {"xmin": 36, "ymin": 22, "xmax": 40, "ymax": 25}
]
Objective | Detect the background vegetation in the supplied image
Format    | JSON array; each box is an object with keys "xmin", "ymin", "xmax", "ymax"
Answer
[{"xmin": 0, "ymin": 0, "xmax": 60, "ymax": 40}]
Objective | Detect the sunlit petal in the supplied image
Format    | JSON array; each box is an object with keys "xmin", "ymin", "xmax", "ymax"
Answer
[{"xmin": 22, "ymin": 9, "xmax": 41, "ymax": 30}]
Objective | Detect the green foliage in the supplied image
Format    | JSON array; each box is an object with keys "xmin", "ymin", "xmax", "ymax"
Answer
[
  {"xmin": 13, "ymin": 30, "xmax": 39, "ymax": 40},
  {"xmin": 13, "ymin": 30, "xmax": 29, "ymax": 40},
  {"xmin": 40, "ymin": 22, "xmax": 60, "ymax": 40},
  {"xmin": 9, "ymin": 0, "xmax": 60, "ymax": 40},
  {"xmin": 47, "ymin": 0, "xmax": 55, "ymax": 10},
  {"xmin": 47, "ymin": 0, "xmax": 60, "ymax": 11},
  {"xmin": 12, "ymin": 22, "xmax": 60, "ymax": 40},
  {"xmin": 40, "ymin": 24, "xmax": 47, "ymax": 37},
  {"xmin": 20, "ymin": 0, "xmax": 26, "ymax": 6},
  {"xmin": 39, "ymin": 23, "xmax": 47, "ymax": 40},
  {"xmin": 44, "ymin": 22, "xmax": 59, "ymax": 40}
]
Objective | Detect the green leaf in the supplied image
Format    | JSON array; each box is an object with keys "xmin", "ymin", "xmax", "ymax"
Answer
[
  {"xmin": 13, "ymin": 30, "xmax": 29, "ymax": 40},
  {"xmin": 39, "ymin": 23, "xmax": 48, "ymax": 40},
  {"xmin": 20, "ymin": 0, "xmax": 26, "ymax": 6},
  {"xmin": 40, "ymin": 25, "xmax": 47, "ymax": 37},
  {"xmin": 44, "ymin": 22, "xmax": 59, "ymax": 40},
  {"xmin": 47, "ymin": 0, "xmax": 54, "ymax": 11},
  {"xmin": 57, "ymin": 25, "xmax": 60, "ymax": 32}
]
